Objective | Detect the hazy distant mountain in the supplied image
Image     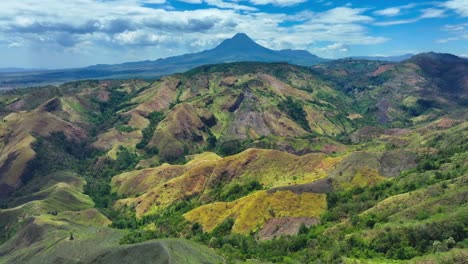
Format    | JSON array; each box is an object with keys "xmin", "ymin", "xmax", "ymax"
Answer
[
  {"xmin": 349, "ymin": 53, "xmax": 414, "ymax": 62},
  {"xmin": 88, "ymin": 33, "xmax": 326, "ymax": 71},
  {"xmin": 0, "ymin": 33, "xmax": 326, "ymax": 88},
  {"xmin": 0, "ymin": 67, "xmax": 47, "ymax": 73}
]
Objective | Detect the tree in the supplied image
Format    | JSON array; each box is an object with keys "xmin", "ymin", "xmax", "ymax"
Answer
[{"xmin": 298, "ymin": 223, "xmax": 309, "ymax": 235}]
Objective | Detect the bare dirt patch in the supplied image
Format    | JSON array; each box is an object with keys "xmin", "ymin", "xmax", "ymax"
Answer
[{"xmin": 258, "ymin": 217, "xmax": 320, "ymax": 240}]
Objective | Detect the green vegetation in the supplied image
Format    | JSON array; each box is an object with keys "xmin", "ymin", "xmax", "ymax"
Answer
[
  {"xmin": 209, "ymin": 180, "xmax": 263, "ymax": 202},
  {"xmin": 117, "ymin": 199, "xmax": 199, "ymax": 244},
  {"xmin": 1, "ymin": 58, "xmax": 467, "ymax": 263},
  {"xmin": 83, "ymin": 145, "xmax": 139, "ymax": 208},
  {"xmin": 89, "ymin": 89, "xmax": 133, "ymax": 135},
  {"xmin": 136, "ymin": 111, "xmax": 164, "ymax": 150},
  {"xmin": 116, "ymin": 124, "xmax": 136, "ymax": 133},
  {"xmin": 278, "ymin": 96, "xmax": 310, "ymax": 131},
  {"xmin": 217, "ymin": 139, "xmax": 253, "ymax": 156}
]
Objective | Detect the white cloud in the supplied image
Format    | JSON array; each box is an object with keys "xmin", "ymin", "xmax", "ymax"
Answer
[
  {"xmin": 317, "ymin": 42, "xmax": 349, "ymax": 52},
  {"xmin": 176, "ymin": 0, "xmax": 203, "ymax": 3},
  {"xmin": 420, "ymin": 8, "xmax": 445, "ymax": 18},
  {"xmin": 310, "ymin": 42, "xmax": 351, "ymax": 59},
  {"xmin": 375, "ymin": 19, "xmax": 419, "ymax": 26},
  {"xmin": 375, "ymin": 7, "xmax": 446, "ymax": 26},
  {"xmin": 175, "ymin": 0, "xmax": 257, "ymax": 10},
  {"xmin": 314, "ymin": 7, "xmax": 373, "ymax": 24},
  {"xmin": 436, "ymin": 37, "xmax": 460, "ymax": 43},
  {"xmin": 373, "ymin": 4, "xmax": 417, "ymax": 17},
  {"xmin": 248, "ymin": 0, "xmax": 306, "ymax": 7},
  {"xmin": 443, "ymin": 0, "xmax": 468, "ymax": 17},
  {"xmin": 140, "ymin": 0, "xmax": 166, "ymax": 4},
  {"xmin": 8, "ymin": 42, "xmax": 23, "ymax": 48},
  {"xmin": 374, "ymin": 7, "xmax": 401, "ymax": 17},
  {"xmin": 314, "ymin": 0, "xmax": 333, "ymax": 6},
  {"xmin": 0, "ymin": 1, "xmax": 387, "ymax": 68},
  {"xmin": 114, "ymin": 30, "xmax": 164, "ymax": 45},
  {"xmin": 205, "ymin": 0, "xmax": 257, "ymax": 10},
  {"xmin": 436, "ymin": 22, "xmax": 468, "ymax": 43},
  {"xmin": 443, "ymin": 24, "xmax": 466, "ymax": 31}
]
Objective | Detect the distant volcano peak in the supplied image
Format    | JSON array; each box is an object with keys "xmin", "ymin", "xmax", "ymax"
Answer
[
  {"xmin": 231, "ymin": 33, "xmax": 252, "ymax": 41},
  {"xmin": 214, "ymin": 33, "xmax": 266, "ymax": 52}
]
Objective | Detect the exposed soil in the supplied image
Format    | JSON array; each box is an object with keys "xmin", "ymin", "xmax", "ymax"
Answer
[
  {"xmin": 268, "ymin": 178, "xmax": 333, "ymax": 194},
  {"xmin": 436, "ymin": 117, "xmax": 456, "ymax": 129},
  {"xmin": 376, "ymin": 98, "xmax": 391, "ymax": 124},
  {"xmin": 6, "ymin": 99, "xmax": 26, "ymax": 111},
  {"xmin": 257, "ymin": 217, "xmax": 320, "ymax": 240},
  {"xmin": 369, "ymin": 64, "xmax": 394, "ymax": 77},
  {"xmin": 220, "ymin": 76, "xmax": 237, "ymax": 87},
  {"xmin": 96, "ymin": 89, "xmax": 110, "ymax": 102}
]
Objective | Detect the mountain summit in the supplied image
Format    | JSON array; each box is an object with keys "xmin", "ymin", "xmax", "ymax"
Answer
[
  {"xmin": 0, "ymin": 33, "xmax": 327, "ymax": 88},
  {"xmin": 210, "ymin": 33, "xmax": 324, "ymax": 64},
  {"xmin": 214, "ymin": 33, "xmax": 269, "ymax": 53},
  {"xmin": 218, "ymin": 33, "xmax": 257, "ymax": 46}
]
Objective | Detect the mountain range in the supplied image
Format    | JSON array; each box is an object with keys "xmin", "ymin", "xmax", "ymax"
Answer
[
  {"xmin": 0, "ymin": 49, "xmax": 467, "ymax": 263},
  {"xmin": 0, "ymin": 33, "xmax": 327, "ymax": 89}
]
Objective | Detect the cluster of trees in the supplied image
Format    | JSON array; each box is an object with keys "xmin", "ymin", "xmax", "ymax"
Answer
[
  {"xmin": 136, "ymin": 111, "xmax": 164, "ymax": 150},
  {"xmin": 400, "ymin": 98, "xmax": 438, "ymax": 117},
  {"xmin": 23, "ymin": 87, "xmax": 144, "ymax": 211},
  {"xmin": 117, "ymin": 199, "xmax": 198, "ymax": 244},
  {"xmin": 217, "ymin": 139, "xmax": 253, "ymax": 156},
  {"xmin": 28, "ymin": 131, "xmax": 139, "ymax": 209},
  {"xmin": 278, "ymin": 96, "xmax": 310, "ymax": 132},
  {"xmin": 89, "ymin": 89, "xmax": 134, "ymax": 135},
  {"xmin": 209, "ymin": 180, "xmax": 263, "ymax": 202},
  {"xmin": 83, "ymin": 146, "xmax": 139, "ymax": 208}
]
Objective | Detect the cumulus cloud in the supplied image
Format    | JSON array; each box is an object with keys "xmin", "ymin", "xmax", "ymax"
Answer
[
  {"xmin": 0, "ymin": 0, "xmax": 388, "ymax": 68},
  {"xmin": 287, "ymin": 7, "xmax": 387, "ymax": 45}
]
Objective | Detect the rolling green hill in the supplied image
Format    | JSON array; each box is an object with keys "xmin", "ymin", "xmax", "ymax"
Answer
[{"xmin": 0, "ymin": 54, "xmax": 467, "ymax": 263}]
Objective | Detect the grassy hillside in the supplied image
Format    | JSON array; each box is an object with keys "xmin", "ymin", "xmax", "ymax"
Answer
[
  {"xmin": 0, "ymin": 56, "xmax": 467, "ymax": 263},
  {"xmin": 0, "ymin": 171, "xmax": 222, "ymax": 264}
]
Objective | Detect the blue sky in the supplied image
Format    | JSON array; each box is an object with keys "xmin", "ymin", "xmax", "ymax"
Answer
[{"xmin": 0, "ymin": 0, "xmax": 467, "ymax": 68}]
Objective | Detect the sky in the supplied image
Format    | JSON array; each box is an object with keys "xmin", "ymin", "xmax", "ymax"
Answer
[{"xmin": 0, "ymin": 0, "xmax": 467, "ymax": 69}]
